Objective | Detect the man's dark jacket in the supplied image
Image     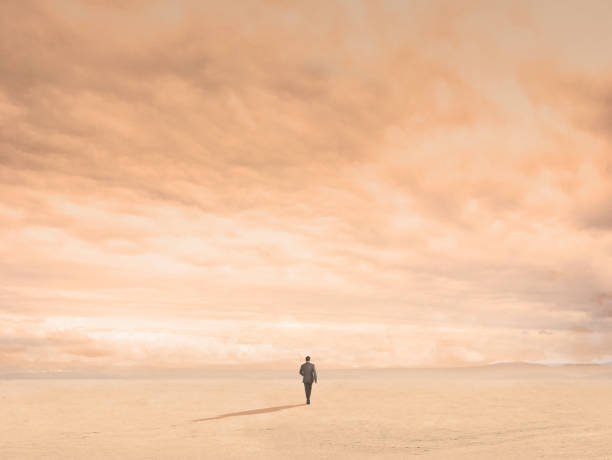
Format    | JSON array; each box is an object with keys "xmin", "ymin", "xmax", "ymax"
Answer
[{"xmin": 299, "ymin": 362, "xmax": 317, "ymax": 383}]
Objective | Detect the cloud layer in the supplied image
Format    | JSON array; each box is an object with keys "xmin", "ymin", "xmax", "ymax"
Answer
[{"xmin": 1, "ymin": 0, "xmax": 612, "ymax": 371}]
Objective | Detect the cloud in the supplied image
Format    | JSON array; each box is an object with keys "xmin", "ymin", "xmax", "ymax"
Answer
[
  {"xmin": 3, "ymin": 313, "xmax": 612, "ymax": 372},
  {"xmin": 1, "ymin": 0, "xmax": 612, "ymax": 370}
]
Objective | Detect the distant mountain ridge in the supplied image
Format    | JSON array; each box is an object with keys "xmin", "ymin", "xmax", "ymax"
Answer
[{"xmin": 2, "ymin": 361, "xmax": 612, "ymax": 379}]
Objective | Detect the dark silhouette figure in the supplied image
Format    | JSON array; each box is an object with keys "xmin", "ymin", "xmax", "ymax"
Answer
[{"xmin": 299, "ymin": 356, "xmax": 317, "ymax": 404}]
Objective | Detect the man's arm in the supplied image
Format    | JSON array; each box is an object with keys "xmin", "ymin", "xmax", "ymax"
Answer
[
  {"xmin": 313, "ymin": 365, "xmax": 317, "ymax": 383},
  {"xmin": 299, "ymin": 364, "xmax": 304, "ymax": 376}
]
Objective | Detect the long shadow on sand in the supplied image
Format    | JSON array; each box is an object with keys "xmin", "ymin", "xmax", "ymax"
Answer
[{"xmin": 192, "ymin": 404, "xmax": 306, "ymax": 422}]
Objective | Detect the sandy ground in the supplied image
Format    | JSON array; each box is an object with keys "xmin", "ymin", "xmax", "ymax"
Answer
[{"xmin": 2, "ymin": 367, "xmax": 612, "ymax": 459}]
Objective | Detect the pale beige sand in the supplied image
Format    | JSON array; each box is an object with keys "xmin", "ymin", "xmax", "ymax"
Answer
[{"xmin": 2, "ymin": 367, "xmax": 612, "ymax": 459}]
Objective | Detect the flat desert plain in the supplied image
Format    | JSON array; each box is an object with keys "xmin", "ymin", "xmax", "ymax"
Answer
[{"xmin": 2, "ymin": 365, "xmax": 612, "ymax": 459}]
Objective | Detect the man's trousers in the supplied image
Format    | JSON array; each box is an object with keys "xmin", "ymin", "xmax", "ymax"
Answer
[{"xmin": 304, "ymin": 382, "xmax": 312, "ymax": 401}]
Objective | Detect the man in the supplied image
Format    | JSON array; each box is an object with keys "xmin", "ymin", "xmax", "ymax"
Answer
[{"xmin": 299, "ymin": 356, "xmax": 317, "ymax": 405}]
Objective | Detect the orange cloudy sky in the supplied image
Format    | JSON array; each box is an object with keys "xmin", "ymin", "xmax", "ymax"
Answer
[{"xmin": 1, "ymin": 0, "xmax": 612, "ymax": 372}]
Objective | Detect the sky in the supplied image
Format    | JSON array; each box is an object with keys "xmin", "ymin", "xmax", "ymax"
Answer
[{"xmin": 1, "ymin": 0, "xmax": 612, "ymax": 373}]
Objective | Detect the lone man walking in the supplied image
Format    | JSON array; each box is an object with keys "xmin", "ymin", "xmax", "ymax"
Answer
[{"xmin": 299, "ymin": 356, "xmax": 317, "ymax": 405}]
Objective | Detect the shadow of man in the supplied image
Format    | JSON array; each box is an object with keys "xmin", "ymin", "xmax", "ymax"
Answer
[{"xmin": 192, "ymin": 404, "xmax": 305, "ymax": 422}]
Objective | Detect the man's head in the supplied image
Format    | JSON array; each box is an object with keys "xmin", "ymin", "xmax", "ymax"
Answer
[{"xmin": 305, "ymin": 356, "xmax": 310, "ymax": 361}]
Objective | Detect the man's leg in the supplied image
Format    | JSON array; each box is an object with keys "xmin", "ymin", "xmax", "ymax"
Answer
[{"xmin": 304, "ymin": 382, "xmax": 312, "ymax": 403}]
